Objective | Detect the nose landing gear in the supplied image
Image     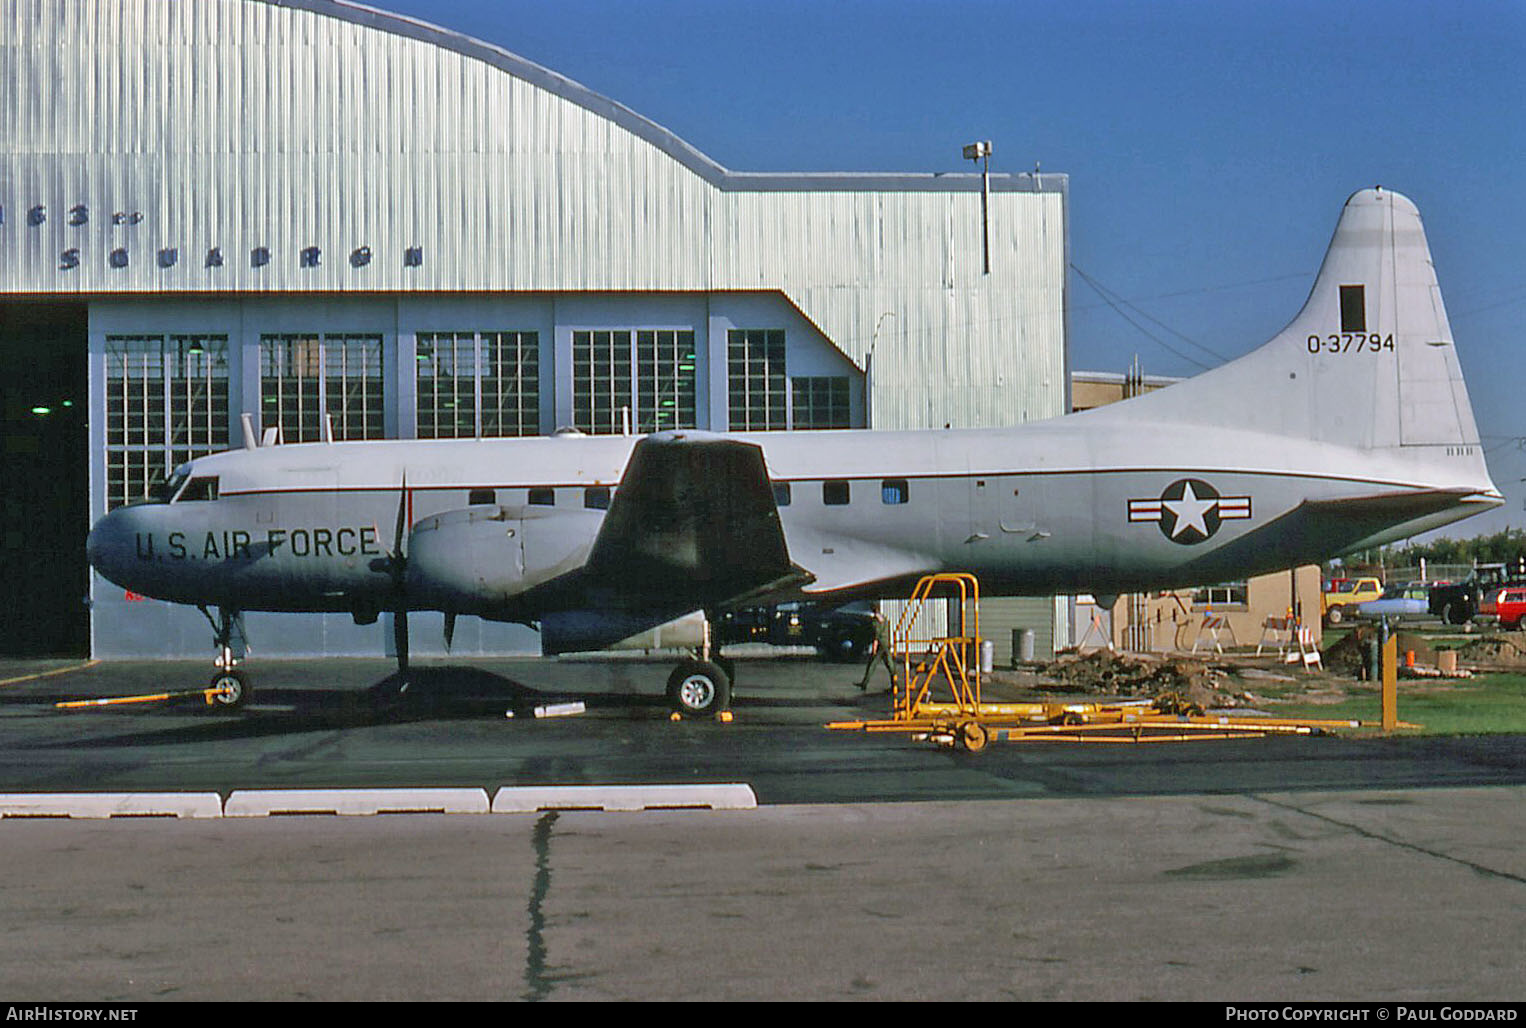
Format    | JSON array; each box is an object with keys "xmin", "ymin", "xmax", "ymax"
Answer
[{"xmin": 199, "ymin": 605, "xmax": 251, "ymax": 710}]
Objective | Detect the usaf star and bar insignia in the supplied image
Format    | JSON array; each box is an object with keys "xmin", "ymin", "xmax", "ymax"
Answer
[{"xmin": 1128, "ymin": 478, "xmax": 1251, "ymax": 545}]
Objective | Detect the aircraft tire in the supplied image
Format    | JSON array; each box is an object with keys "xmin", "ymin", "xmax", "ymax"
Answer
[
  {"xmin": 666, "ymin": 660, "xmax": 731, "ymax": 719},
  {"xmin": 209, "ymin": 669, "xmax": 251, "ymax": 710}
]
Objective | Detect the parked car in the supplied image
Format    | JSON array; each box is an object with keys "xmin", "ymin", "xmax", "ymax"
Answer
[
  {"xmin": 1323, "ymin": 576, "xmax": 1385, "ymax": 625},
  {"xmin": 1357, "ymin": 582, "xmax": 1431, "ymax": 621},
  {"xmin": 715, "ymin": 602, "xmax": 877, "ymax": 662},
  {"xmin": 1493, "ymin": 588, "xmax": 1526, "ymax": 630},
  {"xmin": 1428, "ymin": 565, "xmax": 1526, "ymax": 625}
]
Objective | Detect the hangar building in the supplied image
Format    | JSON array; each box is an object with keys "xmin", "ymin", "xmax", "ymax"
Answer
[{"xmin": 0, "ymin": 0, "xmax": 1070, "ymax": 660}]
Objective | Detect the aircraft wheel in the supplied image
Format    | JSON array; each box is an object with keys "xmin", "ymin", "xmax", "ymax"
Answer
[
  {"xmin": 667, "ymin": 660, "xmax": 731, "ymax": 719},
  {"xmin": 208, "ymin": 669, "xmax": 251, "ymax": 710}
]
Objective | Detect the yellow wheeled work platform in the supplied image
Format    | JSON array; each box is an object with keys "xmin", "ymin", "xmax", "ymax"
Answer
[{"xmin": 828, "ymin": 573, "xmax": 1412, "ymax": 751}]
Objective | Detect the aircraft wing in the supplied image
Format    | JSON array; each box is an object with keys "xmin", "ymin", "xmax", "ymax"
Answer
[
  {"xmin": 787, "ymin": 526, "xmax": 937, "ymax": 598},
  {"xmin": 584, "ymin": 432, "xmax": 809, "ymax": 609}
]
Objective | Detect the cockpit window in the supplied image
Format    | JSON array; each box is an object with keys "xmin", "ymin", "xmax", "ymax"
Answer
[
  {"xmin": 146, "ymin": 468, "xmax": 192, "ymax": 505},
  {"xmin": 176, "ymin": 477, "xmax": 220, "ymax": 502}
]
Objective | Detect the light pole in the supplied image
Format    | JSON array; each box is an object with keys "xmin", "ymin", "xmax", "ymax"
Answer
[{"xmin": 962, "ymin": 140, "xmax": 993, "ymax": 275}]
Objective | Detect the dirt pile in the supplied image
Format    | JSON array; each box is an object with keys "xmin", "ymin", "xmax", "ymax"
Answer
[
  {"xmin": 1041, "ymin": 650, "xmax": 1222, "ymax": 709},
  {"xmin": 1323, "ymin": 628, "xmax": 1453, "ymax": 676},
  {"xmin": 1455, "ymin": 634, "xmax": 1526, "ymax": 668}
]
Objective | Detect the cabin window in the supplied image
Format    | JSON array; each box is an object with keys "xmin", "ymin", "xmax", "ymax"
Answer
[
  {"xmin": 528, "ymin": 487, "xmax": 556, "ymax": 506},
  {"xmin": 823, "ymin": 480, "xmax": 850, "ymax": 506},
  {"xmin": 584, "ymin": 487, "xmax": 611, "ymax": 510},
  {"xmin": 772, "ymin": 482, "xmax": 792, "ymax": 507},
  {"xmin": 881, "ymin": 479, "xmax": 909, "ymax": 505},
  {"xmin": 468, "ymin": 489, "xmax": 496, "ymax": 506}
]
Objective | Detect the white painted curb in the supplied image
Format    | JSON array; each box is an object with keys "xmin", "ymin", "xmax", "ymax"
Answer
[
  {"xmin": 0, "ymin": 792, "xmax": 222, "ymax": 819},
  {"xmin": 224, "ymin": 788, "xmax": 491, "ymax": 817},
  {"xmin": 0, "ymin": 785, "xmax": 758, "ymax": 819},
  {"xmin": 492, "ymin": 784, "xmax": 758, "ymax": 812}
]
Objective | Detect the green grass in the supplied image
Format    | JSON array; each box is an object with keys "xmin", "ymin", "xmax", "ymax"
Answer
[{"xmin": 1267, "ymin": 672, "xmax": 1526, "ymax": 735}]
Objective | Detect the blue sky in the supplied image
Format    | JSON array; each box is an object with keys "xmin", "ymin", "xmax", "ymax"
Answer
[{"xmin": 371, "ymin": 0, "xmax": 1525, "ymax": 536}]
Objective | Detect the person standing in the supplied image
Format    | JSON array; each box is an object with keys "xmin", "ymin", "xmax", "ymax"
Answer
[{"xmin": 857, "ymin": 611, "xmax": 897, "ymax": 690}]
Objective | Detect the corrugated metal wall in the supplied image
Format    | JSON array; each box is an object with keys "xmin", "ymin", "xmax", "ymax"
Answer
[{"xmin": 1, "ymin": 0, "xmax": 1067, "ymax": 436}]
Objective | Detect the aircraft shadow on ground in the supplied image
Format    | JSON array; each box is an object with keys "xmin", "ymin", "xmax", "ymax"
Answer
[{"xmin": 21, "ymin": 666, "xmax": 687, "ymax": 748}]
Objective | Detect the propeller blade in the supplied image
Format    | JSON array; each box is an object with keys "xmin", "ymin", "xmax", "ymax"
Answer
[
  {"xmin": 392, "ymin": 472, "xmax": 409, "ymax": 571},
  {"xmin": 444, "ymin": 612, "xmax": 456, "ymax": 652},
  {"xmin": 394, "ymin": 608, "xmax": 410, "ymax": 674},
  {"xmin": 390, "ymin": 472, "xmax": 411, "ymax": 680}
]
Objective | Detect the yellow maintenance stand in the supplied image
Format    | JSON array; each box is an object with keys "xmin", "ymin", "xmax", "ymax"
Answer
[{"xmin": 829, "ymin": 573, "xmax": 1406, "ymax": 750}]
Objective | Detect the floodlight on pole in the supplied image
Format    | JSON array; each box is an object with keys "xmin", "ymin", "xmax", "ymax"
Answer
[{"xmin": 963, "ymin": 140, "xmax": 993, "ymax": 275}]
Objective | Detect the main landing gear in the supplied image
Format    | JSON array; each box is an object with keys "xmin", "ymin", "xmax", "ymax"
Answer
[
  {"xmin": 664, "ymin": 617, "xmax": 735, "ymax": 719},
  {"xmin": 199, "ymin": 605, "xmax": 251, "ymax": 710},
  {"xmin": 666, "ymin": 658, "xmax": 732, "ymax": 719}
]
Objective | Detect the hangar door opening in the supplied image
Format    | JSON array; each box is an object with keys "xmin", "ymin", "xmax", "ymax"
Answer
[{"xmin": 0, "ymin": 302, "xmax": 88, "ymax": 656}]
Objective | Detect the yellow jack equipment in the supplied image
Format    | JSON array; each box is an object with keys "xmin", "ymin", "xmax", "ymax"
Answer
[{"xmin": 829, "ymin": 573, "xmax": 1414, "ymax": 750}]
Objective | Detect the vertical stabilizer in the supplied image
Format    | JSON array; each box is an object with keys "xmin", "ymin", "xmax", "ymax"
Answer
[{"xmin": 1091, "ymin": 188, "xmax": 1484, "ymax": 457}]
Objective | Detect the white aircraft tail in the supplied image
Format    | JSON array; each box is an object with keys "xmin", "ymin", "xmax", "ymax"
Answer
[{"xmin": 1094, "ymin": 188, "xmax": 1487, "ymax": 466}]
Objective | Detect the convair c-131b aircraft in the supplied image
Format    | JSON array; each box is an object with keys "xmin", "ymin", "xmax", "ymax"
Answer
[{"xmin": 86, "ymin": 188, "xmax": 1500, "ymax": 716}]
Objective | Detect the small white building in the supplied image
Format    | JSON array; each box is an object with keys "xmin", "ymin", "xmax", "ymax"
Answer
[{"xmin": 0, "ymin": 0, "xmax": 1069, "ymax": 658}]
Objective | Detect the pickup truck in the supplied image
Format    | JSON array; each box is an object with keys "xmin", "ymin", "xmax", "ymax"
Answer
[
  {"xmin": 1322, "ymin": 576, "xmax": 1384, "ymax": 626},
  {"xmin": 1427, "ymin": 565, "xmax": 1525, "ymax": 625}
]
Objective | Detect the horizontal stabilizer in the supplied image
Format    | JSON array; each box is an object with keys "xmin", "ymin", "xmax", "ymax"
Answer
[{"xmin": 1169, "ymin": 487, "xmax": 1493, "ymax": 586}]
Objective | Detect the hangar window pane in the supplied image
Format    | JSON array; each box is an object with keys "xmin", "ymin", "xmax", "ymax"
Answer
[
  {"xmin": 480, "ymin": 332, "xmax": 540, "ymax": 437},
  {"xmin": 325, "ymin": 335, "xmax": 385, "ymax": 441},
  {"xmin": 1192, "ymin": 581, "xmax": 1248, "ymax": 607},
  {"xmin": 104, "ymin": 334, "xmax": 229, "ymax": 510},
  {"xmin": 417, "ymin": 331, "xmax": 540, "ymax": 439},
  {"xmin": 728, "ymin": 329, "xmax": 787, "ymax": 431},
  {"xmin": 791, "ymin": 376, "xmax": 851, "ymax": 430},
  {"xmin": 415, "ymin": 332, "xmax": 477, "ymax": 439},
  {"xmin": 636, "ymin": 330, "xmax": 697, "ymax": 433},
  {"xmin": 573, "ymin": 329, "xmax": 697, "ymax": 436},
  {"xmin": 259, "ymin": 334, "xmax": 383, "ymax": 443},
  {"xmin": 572, "ymin": 330, "xmax": 632, "ymax": 435}
]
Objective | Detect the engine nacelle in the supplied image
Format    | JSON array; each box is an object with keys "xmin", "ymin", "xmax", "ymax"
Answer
[
  {"xmin": 540, "ymin": 608, "xmax": 707, "ymax": 655},
  {"xmin": 405, "ymin": 505, "xmax": 600, "ymax": 613}
]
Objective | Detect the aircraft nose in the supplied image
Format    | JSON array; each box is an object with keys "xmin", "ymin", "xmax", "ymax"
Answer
[{"xmin": 86, "ymin": 506, "xmax": 135, "ymax": 586}]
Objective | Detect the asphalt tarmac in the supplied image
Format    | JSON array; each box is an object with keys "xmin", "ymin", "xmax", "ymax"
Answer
[{"xmin": 0, "ymin": 654, "xmax": 1522, "ymax": 1001}]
